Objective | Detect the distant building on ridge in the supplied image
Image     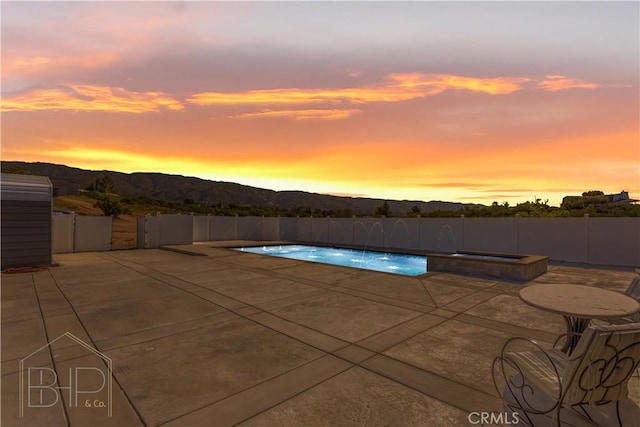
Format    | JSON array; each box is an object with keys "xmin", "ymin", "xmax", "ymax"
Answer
[{"xmin": 561, "ymin": 190, "xmax": 637, "ymax": 209}]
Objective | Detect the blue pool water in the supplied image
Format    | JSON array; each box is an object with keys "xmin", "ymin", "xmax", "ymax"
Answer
[{"xmin": 232, "ymin": 245, "xmax": 427, "ymax": 276}]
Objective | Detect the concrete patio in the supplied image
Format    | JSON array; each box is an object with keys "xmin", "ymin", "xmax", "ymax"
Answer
[{"xmin": 2, "ymin": 241, "xmax": 638, "ymax": 426}]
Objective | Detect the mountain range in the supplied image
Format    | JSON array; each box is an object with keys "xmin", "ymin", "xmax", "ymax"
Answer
[{"xmin": 1, "ymin": 161, "xmax": 478, "ymax": 215}]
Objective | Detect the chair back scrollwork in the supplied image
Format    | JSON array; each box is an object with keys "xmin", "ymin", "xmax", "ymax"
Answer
[
  {"xmin": 493, "ymin": 322, "xmax": 640, "ymax": 426},
  {"xmin": 563, "ymin": 324, "xmax": 640, "ymax": 406}
]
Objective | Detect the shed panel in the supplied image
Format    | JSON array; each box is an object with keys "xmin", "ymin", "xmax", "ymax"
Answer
[
  {"xmin": 2, "ymin": 253, "xmax": 49, "ymax": 265},
  {"xmin": 2, "ymin": 220, "xmax": 52, "ymax": 229},
  {"xmin": 2, "ymin": 233, "xmax": 51, "ymax": 243},
  {"xmin": 1, "ymin": 174, "xmax": 53, "ymax": 269},
  {"xmin": 2, "ymin": 227, "xmax": 50, "ymax": 236}
]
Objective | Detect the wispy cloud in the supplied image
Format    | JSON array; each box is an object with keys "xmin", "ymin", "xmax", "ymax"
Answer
[
  {"xmin": 2, "ymin": 72, "xmax": 603, "ymax": 114},
  {"xmin": 1, "ymin": 85, "xmax": 184, "ymax": 113},
  {"xmin": 187, "ymin": 73, "xmax": 532, "ymax": 107},
  {"xmin": 226, "ymin": 108, "xmax": 361, "ymax": 120},
  {"xmin": 537, "ymin": 75, "xmax": 599, "ymax": 91},
  {"xmin": 2, "ymin": 53, "xmax": 119, "ymax": 77},
  {"xmin": 390, "ymin": 73, "xmax": 530, "ymax": 95},
  {"xmin": 421, "ymin": 182, "xmax": 492, "ymax": 188}
]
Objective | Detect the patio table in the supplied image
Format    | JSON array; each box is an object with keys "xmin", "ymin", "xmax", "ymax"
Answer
[{"xmin": 519, "ymin": 283, "xmax": 640, "ymax": 355}]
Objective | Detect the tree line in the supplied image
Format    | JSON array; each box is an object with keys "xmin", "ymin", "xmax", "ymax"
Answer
[{"xmin": 83, "ymin": 178, "xmax": 639, "ymax": 218}]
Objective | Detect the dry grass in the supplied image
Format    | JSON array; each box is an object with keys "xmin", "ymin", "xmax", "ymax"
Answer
[
  {"xmin": 54, "ymin": 194, "xmax": 103, "ymax": 215},
  {"xmin": 112, "ymin": 215, "xmax": 137, "ymax": 249}
]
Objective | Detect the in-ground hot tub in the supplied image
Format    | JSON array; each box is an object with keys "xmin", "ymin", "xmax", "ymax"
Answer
[{"xmin": 426, "ymin": 250, "xmax": 548, "ymax": 282}]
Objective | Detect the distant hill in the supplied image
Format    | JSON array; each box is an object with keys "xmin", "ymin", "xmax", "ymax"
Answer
[{"xmin": 1, "ymin": 161, "xmax": 478, "ymax": 215}]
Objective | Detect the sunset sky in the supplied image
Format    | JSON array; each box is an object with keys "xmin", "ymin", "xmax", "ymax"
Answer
[{"xmin": 2, "ymin": 1, "xmax": 638, "ymax": 206}]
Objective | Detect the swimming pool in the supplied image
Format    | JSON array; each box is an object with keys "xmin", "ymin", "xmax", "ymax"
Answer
[{"xmin": 232, "ymin": 245, "xmax": 427, "ymax": 276}]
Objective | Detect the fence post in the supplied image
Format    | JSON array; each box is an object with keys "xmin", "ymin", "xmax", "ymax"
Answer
[
  {"xmin": 72, "ymin": 213, "xmax": 77, "ymax": 253},
  {"xmin": 584, "ymin": 213, "xmax": 590, "ymax": 264},
  {"xmin": 352, "ymin": 215, "xmax": 356, "ymax": 247},
  {"xmin": 460, "ymin": 214, "xmax": 465, "ymax": 251},
  {"xmin": 515, "ymin": 214, "xmax": 520, "ymax": 253}
]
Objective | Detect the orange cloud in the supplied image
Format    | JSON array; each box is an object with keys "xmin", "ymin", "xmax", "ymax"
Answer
[
  {"xmin": 2, "ymin": 53, "xmax": 120, "ymax": 77},
  {"xmin": 187, "ymin": 86, "xmax": 409, "ymax": 105},
  {"xmin": 389, "ymin": 73, "xmax": 530, "ymax": 95},
  {"xmin": 226, "ymin": 108, "xmax": 362, "ymax": 120},
  {"xmin": 1, "ymin": 85, "xmax": 184, "ymax": 113},
  {"xmin": 537, "ymin": 75, "xmax": 599, "ymax": 91},
  {"xmin": 187, "ymin": 73, "xmax": 530, "ymax": 107}
]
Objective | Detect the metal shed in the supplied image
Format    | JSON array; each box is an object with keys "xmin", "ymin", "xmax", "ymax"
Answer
[{"xmin": 1, "ymin": 173, "xmax": 53, "ymax": 269}]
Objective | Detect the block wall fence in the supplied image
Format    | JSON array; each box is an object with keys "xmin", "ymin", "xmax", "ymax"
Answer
[{"xmin": 134, "ymin": 214, "xmax": 639, "ymax": 268}]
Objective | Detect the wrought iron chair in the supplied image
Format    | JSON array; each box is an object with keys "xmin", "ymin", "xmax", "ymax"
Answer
[
  {"xmin": 493, "ymin": 323, "xmax": 640, "ymax": 426},
  {"xmin": 608, "ymin": 277, "xmax": 640, "ymax": 379},
  {"xmin": 608, "ymin": 277, "xmax": 640, "ymax": 325}
]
